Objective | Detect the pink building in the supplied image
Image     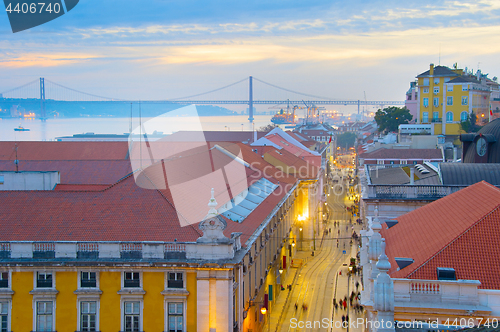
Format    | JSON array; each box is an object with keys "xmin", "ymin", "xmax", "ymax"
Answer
[{"xmin": 405, "ymin": 81, "xmax": 418, "ymax": 123}]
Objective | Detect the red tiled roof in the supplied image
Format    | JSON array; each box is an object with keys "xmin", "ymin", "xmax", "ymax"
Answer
[
  {"xmin": 382, "ymin": 181, "xmax": 500, "ymax": 289},
  {"xmin": 0, "ymin": 142, "xmax": 297, "ymax": 246},
  {"xmin": 0, "ymin": 160, "xmax": 132, "ymax": 184},
  {"xmin": 54, "ymin": 184, "xmax": 112, "ymax": 191},
  {"xmin": 0, "ymin": 141, "xmax": 129, "ymax": 160},
  {"xmin": 164, "ymin": 131, "xmax": 267, "ymax": 143},
  {"xmin": 360, "ymin": 148, "xmax": 443, "ymax": 160}
]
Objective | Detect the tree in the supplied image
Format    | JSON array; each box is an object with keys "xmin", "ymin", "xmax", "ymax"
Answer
[
  {"xmin": 336, "ymin": 132, "xmax": 356, "ymax": 149},
  {"xmin": 374, "ymin": 106, "xmax": 413, "ymax": 133},
  {"xmin": 460, "ymin": 112, "xmax": 479, "ymax": 133},
  {"xmin": 257, "ymin": 124, "xmax": 278, "ymax": 132}
]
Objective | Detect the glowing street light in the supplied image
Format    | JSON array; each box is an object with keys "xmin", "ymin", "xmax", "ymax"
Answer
[{"xmin": 260, "ymin": 306, "xmax": 267, "ymax": 315}]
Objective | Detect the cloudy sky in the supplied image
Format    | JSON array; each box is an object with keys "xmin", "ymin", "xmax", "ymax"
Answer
[{"xmin": 1, "ymin": 0, "xmax": 500, "ymax": 108}]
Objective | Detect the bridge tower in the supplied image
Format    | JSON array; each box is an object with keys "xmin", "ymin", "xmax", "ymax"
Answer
[
  {"xmin": 248, "ymin": 76, "xmax": 254, "ymax": 122},
  {"xmin": 39, "ymin": 77, "xmax": 46, "ymax": 120}
]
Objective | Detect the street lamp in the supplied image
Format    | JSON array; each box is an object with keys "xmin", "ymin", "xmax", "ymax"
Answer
[{"xmin": 279, "ymin": 266, "xmax": 283, "ymax": 274}]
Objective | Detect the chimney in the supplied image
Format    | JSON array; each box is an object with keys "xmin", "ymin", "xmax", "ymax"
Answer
[
  {"xmin": 410, "ymin": 167, "xmax": 415, "ymax": 185},
  {"xmin": 429, "ymin": 63, "xmax": 434, "ymax": 76}
]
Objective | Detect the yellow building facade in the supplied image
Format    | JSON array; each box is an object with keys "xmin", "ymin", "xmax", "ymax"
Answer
[{"xmin": 417, "ymin": 64, "xmax": 492, "ymax": 136}]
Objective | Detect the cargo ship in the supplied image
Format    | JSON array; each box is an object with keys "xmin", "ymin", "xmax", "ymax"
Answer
[{"xmin": 271, "ymin": 108, "xmax": 296, "ymax": 124}]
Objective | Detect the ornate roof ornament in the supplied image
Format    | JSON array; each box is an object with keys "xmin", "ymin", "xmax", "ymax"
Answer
[{"xmin": 198, "ymin": 188, "xmax": 229, "ymax": 243}]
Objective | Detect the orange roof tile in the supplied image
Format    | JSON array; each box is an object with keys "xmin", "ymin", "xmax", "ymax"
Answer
[
  {"xmin": 382, "ymin": 181, "xmax": 500, "ymax": 289},
  {"xmin": 0, "ymin": 141, "xmax": 129, "ymax": 161}
]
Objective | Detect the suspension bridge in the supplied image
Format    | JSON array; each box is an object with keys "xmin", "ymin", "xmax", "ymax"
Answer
[{"xmin": 0, "ymin": 77, "xmax": 404, "ymax": 121}]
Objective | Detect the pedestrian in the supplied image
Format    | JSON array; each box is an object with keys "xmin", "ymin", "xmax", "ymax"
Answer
[
  {"xmin": 333, "ymin": 298, "xmax": 336, "ymax": 306},
  {"xmin": 295, "ymin": 303, "xmax": 298, "ymax": 311},
  {"xmin": 341, "ymin": 315, "xmax": 345, "ymax": 324}
]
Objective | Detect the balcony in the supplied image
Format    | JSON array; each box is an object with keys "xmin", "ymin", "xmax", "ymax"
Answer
[
  {"xmin": 431, "ymin": 118, "xmax": 442, "ymax": 122},
  {"xmin": 393, "ymin": 278, "xmax": 491, "ymax": 314},
  {"xmin": 366, "ymin": 184, "xmax": 467, "ymax": 200}
]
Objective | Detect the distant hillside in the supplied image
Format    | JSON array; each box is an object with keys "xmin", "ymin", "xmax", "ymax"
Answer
[{"xmin": 0, "ymin": 98, "xmax": 238, "ymax": 118}]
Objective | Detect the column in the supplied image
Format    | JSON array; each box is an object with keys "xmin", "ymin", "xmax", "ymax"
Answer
[{"xmin": 197, "ymin": 276, "xmax": 210, "ymax": 331}]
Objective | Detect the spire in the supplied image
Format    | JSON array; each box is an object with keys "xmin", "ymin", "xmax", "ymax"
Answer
[
  {"xmin": 206, "ymin": 188, "xmax": 218, "ymax": 219},
  {"xmin": 373, "ymin": 238, "xmax": 395, "ymax": 331},
  {"xmin": 372, "ymin": 205, "xmax": 381, "ymax": 232},
  {"xmin": 376, "ymin": 239, "xmax": 391, "ymax": 273}
]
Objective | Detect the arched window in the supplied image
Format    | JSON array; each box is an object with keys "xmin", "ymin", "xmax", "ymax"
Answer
[
  {"xmin": 446, "ymin": 112, "xmax": 453, "ymax": 123},
  {"xmin": 460, "ymin": 111, "xmax": 468, "ymax": 122}
]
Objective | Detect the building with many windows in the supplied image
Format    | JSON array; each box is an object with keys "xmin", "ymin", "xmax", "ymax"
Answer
[{"xmin": 416, "ymin": 64, "xmax": 496, "ymax": 136}]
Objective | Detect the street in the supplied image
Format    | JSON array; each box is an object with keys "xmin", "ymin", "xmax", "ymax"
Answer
[{"xmin": 272, "ymin": 161, "xmax": 364, "ymax": 332}]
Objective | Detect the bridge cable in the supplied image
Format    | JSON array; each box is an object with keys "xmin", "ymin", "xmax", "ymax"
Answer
[
  {"xmin": 253, "ymin": 77, "xmax": 341, "ymax": 101},
  {"xmin": 0, "ymin": 79, "xmax": 39, "ymax": 96},
  {"xmin": 44, "ymin": 79, "xmax": 125, "ymax": 101},
  {"xmin": 169, "ymin": 77, "xmax": 248, "ymax": 100}
]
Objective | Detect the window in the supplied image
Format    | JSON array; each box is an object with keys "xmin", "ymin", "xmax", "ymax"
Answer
[
  {"xmin": 433, "ymin": 112, "xmax": 439, "ymax": 120},
  {"xmin": 447, "ymin": 85, "xmax": 453, "ymax": 92},
  {"xmin": 80, "ymin": 301, "xmax": 97, "ymax": 331},
  {"xmin": 0, "ymin": 176, "xmax": 3, "ymax": 185},
  {"xmin": 36, "ymin": 272, "xmax": 53, "ymax": 288},
  {"xmin": 124, "ymin": 272, "xmax": 140, "ymax": 288},
  {"xmin": 0, "ymin": 272, "xmax": 7, "ymax": 288},
  {"xmin": 167, "ymin": 303, "xmax": 184, "ymax": 332},
  {"xmin": 400, "ymin": 160, "xmax": 407, "ymax": 164},
  {"xmin": 446, "ymin": 112, "xmax": 453, "ymax": 122},
  {"xmin": 447, "ymin": 96, "xmax": 453, "ymax": 105},
  {"xmin": 322, "ymin": 136, "xmax": 325, "ymax": 141},
  {"xmin": 377, "ymin": 159, "xmax": 384, "ymax": 165},
  {"xmin": 437, "ymin": 267, "xmax": 456, "ymax": 280},
  {"xmin": 433, "ymin": 97, "xmax": 439, "ymax": 107},
  {"xmin": 433, "ymin": 87, "xmax": 439, "ymax": 94},
  {"xmin": 434, "ymin": 78, "xmax": 440, "ymax": 84},
  {"xmin": 462, "ymin": 85, "xmax": 468, "ymax": 91},
  {"xmin": 461, "ymin": 111, "xmax": 468, "ymax": 122},
  {"xmin": 423, "ymin": 98, "xmax": 429, "ymax": 107},
  {"xmin": 81, "ymin": 272, "xmax": 97, "ymax": 288},
  {"xmin": 422, "ymin": 112, "xmax": 429, "ymax": 123},
  {"xmin": 389, "ymin": 161, "xmax": 395, "ymax": 165},
  {"xmin": 462, "ymin": 96, "xmax": 468, "ymax": 105},
  {"xmin": 36, "ymin": 301, "xmax": 53, "ymax": 332},
  {"xmin": 124, "ymin": 301, "xmax": 140, "ymax": 332},
  {"xmin": 167, "ymin": 273, "xmax": 183, "ymax": 289},
  {"xmin": 0, "ymin": 302, "xmax": 8, "ymax": 332},
  {"xmin": 423, "ymin": 87, "xmax": 429, "ymax": 93},
  {"xmin": 423, "ymin": 78, "xmax": 429, "ymax": 86}
]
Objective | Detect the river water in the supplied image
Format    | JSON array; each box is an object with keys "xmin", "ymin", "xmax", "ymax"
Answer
[{"xmin": 0, "ymin": 115, "xmax": 276, "ymax": 141}]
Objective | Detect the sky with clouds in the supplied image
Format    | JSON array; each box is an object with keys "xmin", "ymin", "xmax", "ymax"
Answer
[{"xmin": 1, "ymin": 0, "xmax": 500, "ymax": 111}]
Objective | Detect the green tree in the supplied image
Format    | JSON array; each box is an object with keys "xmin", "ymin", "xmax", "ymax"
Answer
[
  {"xmin": 336, "ymin": 132, "xmax": 357, "ymax": 149},
  {"xmin": 374, "ymin": 106, "xmax": 413, "ymax": 133},
  {"xmin": 460, "ymin": 112, "xmax": 479, "ymax": 133}
]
